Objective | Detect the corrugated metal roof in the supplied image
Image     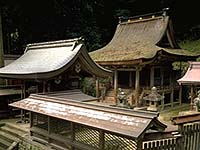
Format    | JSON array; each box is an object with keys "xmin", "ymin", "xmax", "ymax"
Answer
[
  {"xmin": 0, "ymin": 38, "xmax": 112, "ymax": 79},
  {"xmin": 90, "ymin": 15, "xmax": 199, "ymax": 65},
  {"xmin": 9, "ymin": 92, "xmax": 166, "ymax": 139},
  {"xmin": 178, "ymin": 62, "xmax": 200, "ymax": 85}
]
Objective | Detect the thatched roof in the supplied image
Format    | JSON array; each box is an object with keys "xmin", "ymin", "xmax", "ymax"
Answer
[{"xmin": 90, "ymin": 14, "xmax": 200, "ymax": 65}]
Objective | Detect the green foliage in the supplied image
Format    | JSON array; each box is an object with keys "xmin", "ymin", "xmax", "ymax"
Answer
[
  {"xmin": 1, "ymin": 0, "xmax": 200, "ymax": 54},
  {"xmin": 172, "ymin": 61, "xmax": 189, "ymax": 71},
  {"xmin": 81, "ymin": 77, "xmax": 96, "ymax": 97},
  {"xmin": 180, "ymin": 39, "xmax": 200, "ymax": 53},
  {"xmin": 81, "ymin": 77, "xmax": 111, "ymax": 97}
]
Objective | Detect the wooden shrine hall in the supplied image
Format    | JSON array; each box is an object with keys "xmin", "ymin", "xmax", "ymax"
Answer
[
  {"xmin": 178, "ymin": 62, "xmax": 200, "ymax": 108},
  {"xmin": 0, "ymin": 38, "xmax": 112, "ymax": 119},
  {"xmin": 0, "ymin": 38, "xmax": 112, "ymax": 97},
  {"xmin": 9, "ymin": 93, "xmax": 166, "ymax": 150},
  {"xmin": 0, "ymin": 37, "xmax": 167, "ymax": 149},
  {"xmin": 90, "ymin": 11, "xmax": 200, "ymax": 108}
]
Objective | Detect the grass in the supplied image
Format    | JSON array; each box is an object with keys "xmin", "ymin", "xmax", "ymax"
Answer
[{"xmin": 159, "ymin": 103, "xmax": 190, "ymax": 122}]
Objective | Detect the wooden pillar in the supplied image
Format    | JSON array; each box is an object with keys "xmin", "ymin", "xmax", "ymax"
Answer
[
  {"xmin": 47, "ymin": 116, "xmax": 51, "ymax": 143},
  {"xmin": 136, "ymin": 137, "xmax": 143, "ymax": 150},
  {"xmin": 71, "ymin": 122, "xmax": 75, "ymax": 150},
  {"xmin": 177, "ymin": 124, "xmax": 184, "ymax": 150},
  {"xmin": 114, "ymin": 68, "xmax": 118, "ymax": 105},
  {"xmin": 179, "ymin": 86, "xmax": 182, "ymax": 105},
  {"xmin": 43, "ymin": 80, "xmax": 46, "ymax": 94},
  {"xmin": 160, "ymin": 67, "xmax": 164, "ymax": 87},
  {"xmin": 20, "ymin": 82, "xmax": 24, "ymax": 99},
  {"xmin": 135, "ymin": 67, "xmax": 140, "ymax": 107},
  {"xmin": 30, "ymin": 112, "xmax": 33, "ymax": 136},
  {"xmin": 23, "ymin": 81, "xmax": 26, "ymax": 98},
  {"xmin": 99, "ymin": 130, "xmax": 105, "ymax": 150},
  {"xmin": 170, "ymin": 88, "xmax": 174, "ymax": 108},
  {"xmin": 150, "ymin": 66, "xmax": 154, "ymax": 88},
  {"xmin": 36, "ymin": 83, "xmax": 39, "ymax": 93},
  {"xmin": 95, "ymin": 76, "xmax": 99, "ymax": 98},
  {"xmin": 0, "ymin": 8, "xmax": 5, "ymax": 85},
  {"xmin": 190, "ymin": 85, "xmax": 194, "ymax": 110}
]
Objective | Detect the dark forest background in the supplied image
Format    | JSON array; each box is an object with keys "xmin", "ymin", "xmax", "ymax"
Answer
[{"xmin": 1, "ymin": 0, "xmax": 200, "ymax": 54}]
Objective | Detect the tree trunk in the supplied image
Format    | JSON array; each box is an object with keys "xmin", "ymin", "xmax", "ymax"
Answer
[{"xmin": 0, "ymin": 8, "xmax": 5, "ymax": 85}]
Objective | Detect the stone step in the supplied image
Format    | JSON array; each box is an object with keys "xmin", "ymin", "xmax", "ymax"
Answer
[
  {"xmin": 0, "ymin": 137, "xmax": 11, "ymax": 149},
  {"xmin": 0, "ymin": 125, "xmax": 27, "ymax": 138},
  {"xmin": 5, "ymin": 122, "xmax": 29, "ymax": 133},
  {"xmin": 0, "ymin": 129, "xmax": 18, "ymax": 143}
]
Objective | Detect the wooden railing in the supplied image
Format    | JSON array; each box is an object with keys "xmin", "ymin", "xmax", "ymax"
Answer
[
  {"xmin": 142, "ymin": 136, "xmax": 182, "ymax": 150},
  {"xmin": 7, "ymin": 141, "xmax": 19, "ymax": 150}
]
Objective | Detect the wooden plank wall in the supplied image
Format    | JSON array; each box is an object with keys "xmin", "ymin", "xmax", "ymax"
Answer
[
  {"xmin": 142, "ymin": 122, "xmax": 200, "ymax": 150},
  {"xmin": 182, "ymin": 123, "xmax": 200, "ymax": 150}
]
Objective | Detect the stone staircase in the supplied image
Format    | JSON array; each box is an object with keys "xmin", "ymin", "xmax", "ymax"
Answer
[
  {"xmin": 104, "ymin": 88, "xmax": 133, "ymax": 104},
  {"xmin": 0, "ymin": 122, "xmax": 28, "ymax": 150},
  {"xmin": 0, "ymin": 121, "xmax": 66, "ymax": 150}
]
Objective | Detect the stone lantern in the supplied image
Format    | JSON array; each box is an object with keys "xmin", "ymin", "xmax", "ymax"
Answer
[{"xmin": 143, "ymin": 87, "xmax": 164, "ymax": 111}]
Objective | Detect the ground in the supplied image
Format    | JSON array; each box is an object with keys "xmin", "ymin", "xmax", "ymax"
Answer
[{"xmin": 158, "ymin": 103, "xmax": 190, "ymax": 131}]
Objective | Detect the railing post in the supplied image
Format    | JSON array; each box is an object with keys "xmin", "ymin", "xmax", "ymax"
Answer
[
  {"xmin": 99, "ymin": 130, "xmax": 105, "ymax": 150},
  {"xmin": 177, "ymin": 124, "xmax": 184, "ymax": 150}
]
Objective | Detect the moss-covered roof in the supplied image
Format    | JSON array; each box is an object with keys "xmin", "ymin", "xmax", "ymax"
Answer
[{"xmin": 90, "ymin": 14, "xmax": 200, "ymax": 65}]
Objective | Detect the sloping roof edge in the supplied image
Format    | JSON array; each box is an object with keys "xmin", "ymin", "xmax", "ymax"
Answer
[
  {"xmin": 177, "ymin": 61, "xmax": 200, "ymax": 85},
  {"xmin": 0, "ymin": 38, "xmax": 112, "ymax": 79},
  {"xmin": 90, "ymin": 12, "xmax": 199, "ymax": 65},
  {"xmin": 9, "ymin": 93, "xmax": 166, "ymax": 139}
]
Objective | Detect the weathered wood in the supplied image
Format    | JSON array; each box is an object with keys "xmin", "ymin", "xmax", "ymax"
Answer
[
  {"xmin": 135, "ymin": 67, "xmax": 140, "ymax": 107},
  {"xmin": 95, "ymin": 76, "xmax": 99, "ymax": 98},
  {"xmin": 190, "ymin": 86, "xmax": 194, "ymax": 110},
  {"xmin": 43, "ymin": 80, "xmax": 46, "ymax": 94},
  {"xmin": 99, "ymin": 130, "xmax": 105, "ymax": 150},
  {"xmin": 170, "ymin": 88, "xmax": 174, "ymax": 108},
  {"xmin": 150, "ymin": 66, "xmax": 154, "ymax": 88},
  {"xmin": 114, "ymin": 68, "xmax": 118, "ymax": 104},
  {"xmin": 0, "ymin": 8, "xmax": 4, "ymax": 85},
  {"xmin": 129, "ymin": 71, "xmax": 133, "ymax": 87},
  {"xmin": 179, "ymin": 86, "xmax": 182, "ymax": 105}
]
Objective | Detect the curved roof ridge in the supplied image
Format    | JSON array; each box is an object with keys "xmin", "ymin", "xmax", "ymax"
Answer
[
  {"xmin": 0, "ymin": 38, "xmax": 112, "ymax": 79},
  {"xmin": 90, "ymin": 14, "xmax": 199, "ymax": 64},
  {"xmin": 90, "ymin": 15, "xmax": 169, "ymax": 63}
]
